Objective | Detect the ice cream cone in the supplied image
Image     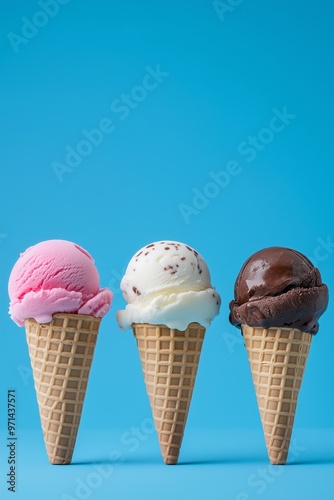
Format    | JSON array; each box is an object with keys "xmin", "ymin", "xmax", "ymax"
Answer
[
  {"xmin": 242, "ymin": 325, "xmax": 312, "ymax": 464},
  {"xmin": 132, "ymin": 322, "xmax": 206, "ymax": 464},
  {"xmin": 25, "ymin": 313, "xmax": 100, "ymax": 465}
]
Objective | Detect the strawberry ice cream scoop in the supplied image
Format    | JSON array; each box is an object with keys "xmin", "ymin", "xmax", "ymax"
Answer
[{"xmin": 8, "ymin": 240, "xmax": 113, "ymax": 326}]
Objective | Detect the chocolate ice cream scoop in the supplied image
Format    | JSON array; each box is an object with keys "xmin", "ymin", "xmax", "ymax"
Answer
[{"xmin": 229, "ymin": 247, "xmax": 328, "ymax": 334}]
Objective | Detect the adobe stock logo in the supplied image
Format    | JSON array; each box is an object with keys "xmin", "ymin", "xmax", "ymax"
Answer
[
  {"xmin": 0, "ymin": 233, "xmax": 8, "ymax": 245},
  {"xmin": 235, "ymin": 439, "xmax": 307, "ymax": 500},
  {"xmin": 312, "ymin": 236, "xmax": 334, "ymax": 264},
  {"xmin": 52, "ymin": 65, "xmax": 169, "ymax": 182},
  {"xmin": 178, "ymin": 106, "xmax": 296, "ymax": 224},
  {"xmin": 61, "ymin": 418, "xmax": 155, "ymax": 500},
  {"xmin": 107, "ymin": 267, "xmax": 126, "ymax": 296},
  {"xmin": 213, "ymin": 0, "xmax": 244, "ymax": 22},
  {"xmin": 7, "ymin": 0, "xmax": 71, "ymax": 54}
]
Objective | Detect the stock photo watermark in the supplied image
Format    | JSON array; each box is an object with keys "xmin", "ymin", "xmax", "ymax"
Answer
[
  {"xmin": 178, "ymin": 106, "xmax": 296, "ymax": 224},
  {"xmin": 107, "ymin": 267, "xmax": 126, "ymax": 295},
  {"xmin": 0, "ymin": 233, "xmax": 9, "ymax": 244},
  {"xmin": 234, "ymin": 438, "xmax": 306, "ymax": 500},
  {"xmin": 61, "ymin": 418, "xmax": 155, "ymax": 500},
  {"xmin": 52, "ymin": 65, "xmax": 169, "ymax": 182},
  {"xmin": 17, "ymin": 364, "xmax": 32, "ymax": 386},
  {"xmin": 7, "ymin": 0, "xmax": 71, "ymax": 53},
  {"xmin": 312, "ymin": 235, "xmax": 334, "ymax": 264},
  {"xmin": 213, "ymin": 0, "xmax": 244, "ymax": 22},
  {"xmin": 222, "ymin": 329, "xmax": 244, "ymax": 354},
  {"xmin": 4, "ymin": 390, "xmax": 17, "ymax": 493}
]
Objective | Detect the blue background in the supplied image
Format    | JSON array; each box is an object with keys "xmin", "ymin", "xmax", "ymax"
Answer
[{"xmin": 1, "ymin": 1, "xmax": 333, "ymax": 499}]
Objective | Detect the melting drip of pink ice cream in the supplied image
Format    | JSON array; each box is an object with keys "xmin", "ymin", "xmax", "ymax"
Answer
[{"xmin": 8, "ymin": 240, "xmax": 113, "ymax": 326}]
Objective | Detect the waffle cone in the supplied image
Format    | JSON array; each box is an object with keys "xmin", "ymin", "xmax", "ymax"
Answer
[
  {"xmin": 242, "ymin": 325, "xmax": 312, "ymax": 464},
  {"xmin": 132, "ymin": 323, "xmax": 206, "ymax": 464},
  {"xmin": 25, "ymin": 313, "xmax": 100, "ymax": 465}
]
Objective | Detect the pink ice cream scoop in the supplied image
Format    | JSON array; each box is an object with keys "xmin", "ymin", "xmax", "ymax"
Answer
[{"xmin": 8, "ymin": 239, "xmax": 113, "ymax": 326}]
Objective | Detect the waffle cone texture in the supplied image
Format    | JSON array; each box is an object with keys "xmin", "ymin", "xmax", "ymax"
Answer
[
  {"xmin": 25, "ymin": 313, "xmax": 100, "ymax": 465},
  {"xmin": 242, "ymin": 325, "xmax": 312, "ymax": 465},
  {"xmin": 132, "ymin": 323, "xmax": 206, "ymax": 464}
]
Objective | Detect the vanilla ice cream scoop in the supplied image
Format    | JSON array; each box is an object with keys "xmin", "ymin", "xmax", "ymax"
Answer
[{"xmin": 116, "ymin": 241, "xmax": 221, "ymax": 331}]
